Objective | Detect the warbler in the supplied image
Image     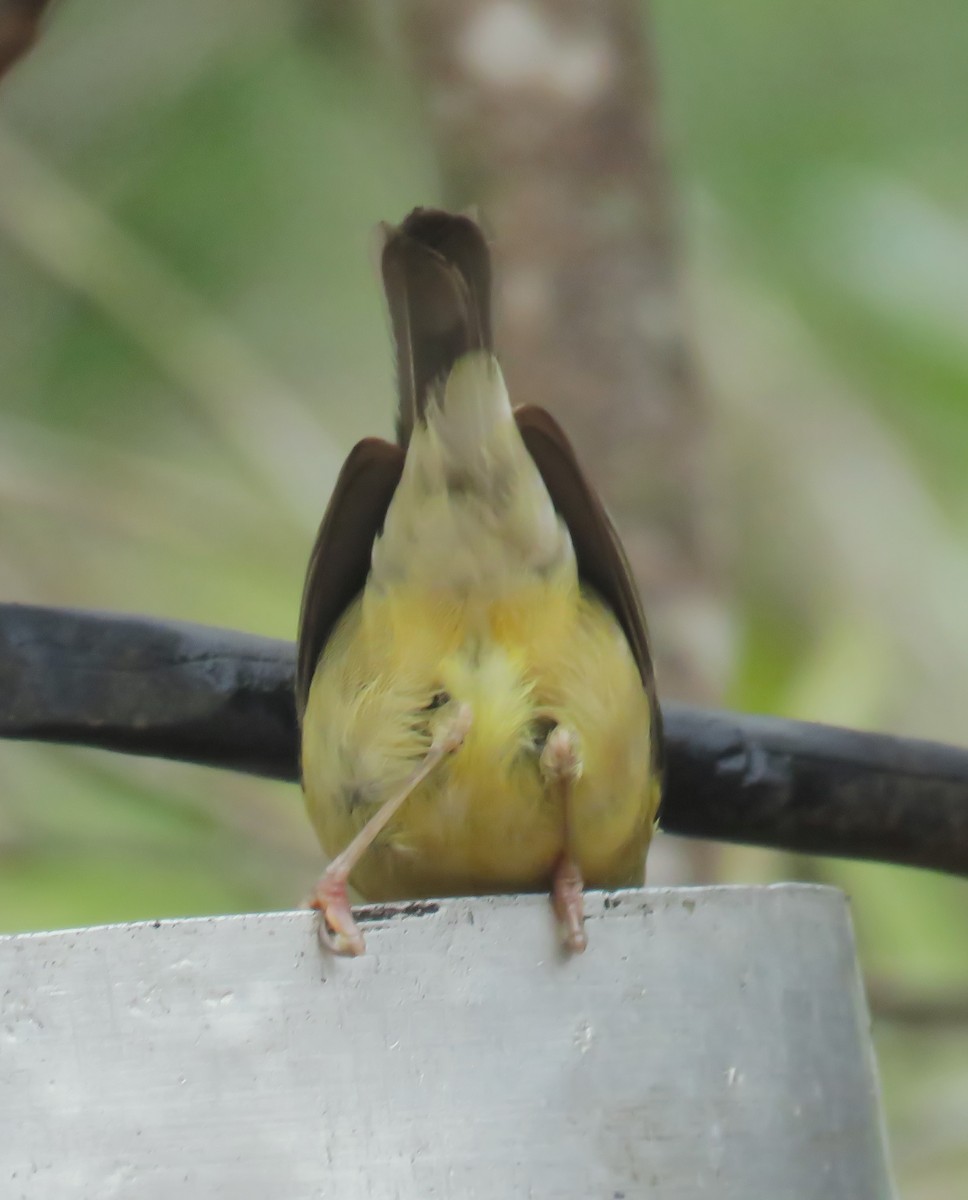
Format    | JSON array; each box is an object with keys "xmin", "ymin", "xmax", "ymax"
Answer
[{"xmin": 296, "ymin": 209, "xmax": 662, "ymax": 955}]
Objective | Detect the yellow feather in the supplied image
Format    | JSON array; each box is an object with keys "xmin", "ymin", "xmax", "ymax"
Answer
[{"xmin": 302, "ymin": 574, "xmax": 658, "ymax": 901}]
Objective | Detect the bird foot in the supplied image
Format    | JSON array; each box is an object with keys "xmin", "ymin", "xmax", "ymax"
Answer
[
  {"xmin": 307, "ymin": 873, "xmax": 365, "ymax": 956},
  {"xmin": 552, "ymin": 853, "xmax": 587, "ymax": 954}
]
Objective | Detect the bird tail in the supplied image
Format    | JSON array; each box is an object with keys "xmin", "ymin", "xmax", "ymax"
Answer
[{"xmin": 380, "ymin": 208, "xmax": 493, "ymax": 447}]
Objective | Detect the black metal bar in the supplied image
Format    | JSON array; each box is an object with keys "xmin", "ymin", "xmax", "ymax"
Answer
[
  {"xmin": 0, "ymin": 603, "xmax": 299, "ymax": 781},
  {"xmin": 660, "ymin": 706, "xmax": 968, "ymax": 876},
  {"xmin": 2, "ymin": 602, "xmax": 967, "ymax": 877}
]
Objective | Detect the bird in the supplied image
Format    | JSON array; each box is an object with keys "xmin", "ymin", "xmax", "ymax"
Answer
[{"xmin": 296, "ymin": 208, "xmax": 662, "ymax": 956}]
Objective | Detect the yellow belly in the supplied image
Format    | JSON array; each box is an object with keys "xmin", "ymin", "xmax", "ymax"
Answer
[{"xmin": 300, "ymin": 580, "xmax": 659, "ymax": 901}]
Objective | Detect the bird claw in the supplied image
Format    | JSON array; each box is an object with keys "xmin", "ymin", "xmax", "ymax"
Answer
[
  {"xmin": 307, "ymin": 875, "xmax": 366, "ymax": 956},
  {"xmin": 552, "ymin": 853, "xmax": 587, "ymax": 954}
]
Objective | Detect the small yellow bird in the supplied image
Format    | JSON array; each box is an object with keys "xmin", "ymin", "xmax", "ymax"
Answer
[{"xmin": 296, "ymin": 209, "xmax": 662, "ymax": 955}]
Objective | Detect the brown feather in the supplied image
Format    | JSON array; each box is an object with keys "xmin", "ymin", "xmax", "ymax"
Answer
[
  {"xmin": 381, "ymin": 208, "xmax": 492, "ymax": 446},
  {"xmin": 515, "ymin": 404, "xmax": 664, "ymax": 775},
  {"xmin": 295, "ymin": 437, "xmax": 404, "ymax": 720}
]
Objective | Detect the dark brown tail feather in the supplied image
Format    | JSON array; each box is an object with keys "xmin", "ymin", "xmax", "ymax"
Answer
[{"xmin": 381, "ymin": 209, "xmax": 492, "ymax": 446}]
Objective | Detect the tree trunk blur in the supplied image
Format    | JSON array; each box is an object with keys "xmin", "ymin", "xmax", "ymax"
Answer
[
  {"xmin": 0, "ymin": 0, "xmax": 54, "ymax": 81},
  {"xmin": 394, "ymin": 1, "xmax": 727, "ymax": 880},
  {"xmin": 396, "ymin": 0, "xmax": 724, "ymax": 705}
]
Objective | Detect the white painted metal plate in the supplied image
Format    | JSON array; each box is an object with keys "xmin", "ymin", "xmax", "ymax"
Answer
[{"xmin": 0, "ymin": 885, "xmax": 894, "ymax": 1198}]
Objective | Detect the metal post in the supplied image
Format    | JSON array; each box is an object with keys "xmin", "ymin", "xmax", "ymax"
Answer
[{"xmin": 0, "ymin": 886, "xmax": 895, "ymax": 1198}]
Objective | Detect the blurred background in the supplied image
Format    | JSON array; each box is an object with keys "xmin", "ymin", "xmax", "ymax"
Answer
[{"xmin": 1, "ymin": 1, "xmax": 966, "ymax": 1192}]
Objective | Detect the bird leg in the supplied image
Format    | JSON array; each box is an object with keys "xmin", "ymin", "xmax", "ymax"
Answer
[
  {"xmin": 540, "ymin": 724, "xmax": 587, "ymax": 953},
  {"xmin": 307, "ymin": 703, "xmax": 472, "ymax": 956}
]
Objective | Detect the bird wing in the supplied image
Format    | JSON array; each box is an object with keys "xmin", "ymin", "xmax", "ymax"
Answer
[
  {"xmin": 295, "ymin": 437, "xmax": 404, "ymax": 720},
  {"xmin": 515, "ymin": 404, "xmax": 664, "ymax": 775}
]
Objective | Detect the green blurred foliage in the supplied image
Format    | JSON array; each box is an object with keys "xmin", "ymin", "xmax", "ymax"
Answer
[{"xmin": 1, "ymin": 1, "xmax": 966, "ymax": 1192}]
